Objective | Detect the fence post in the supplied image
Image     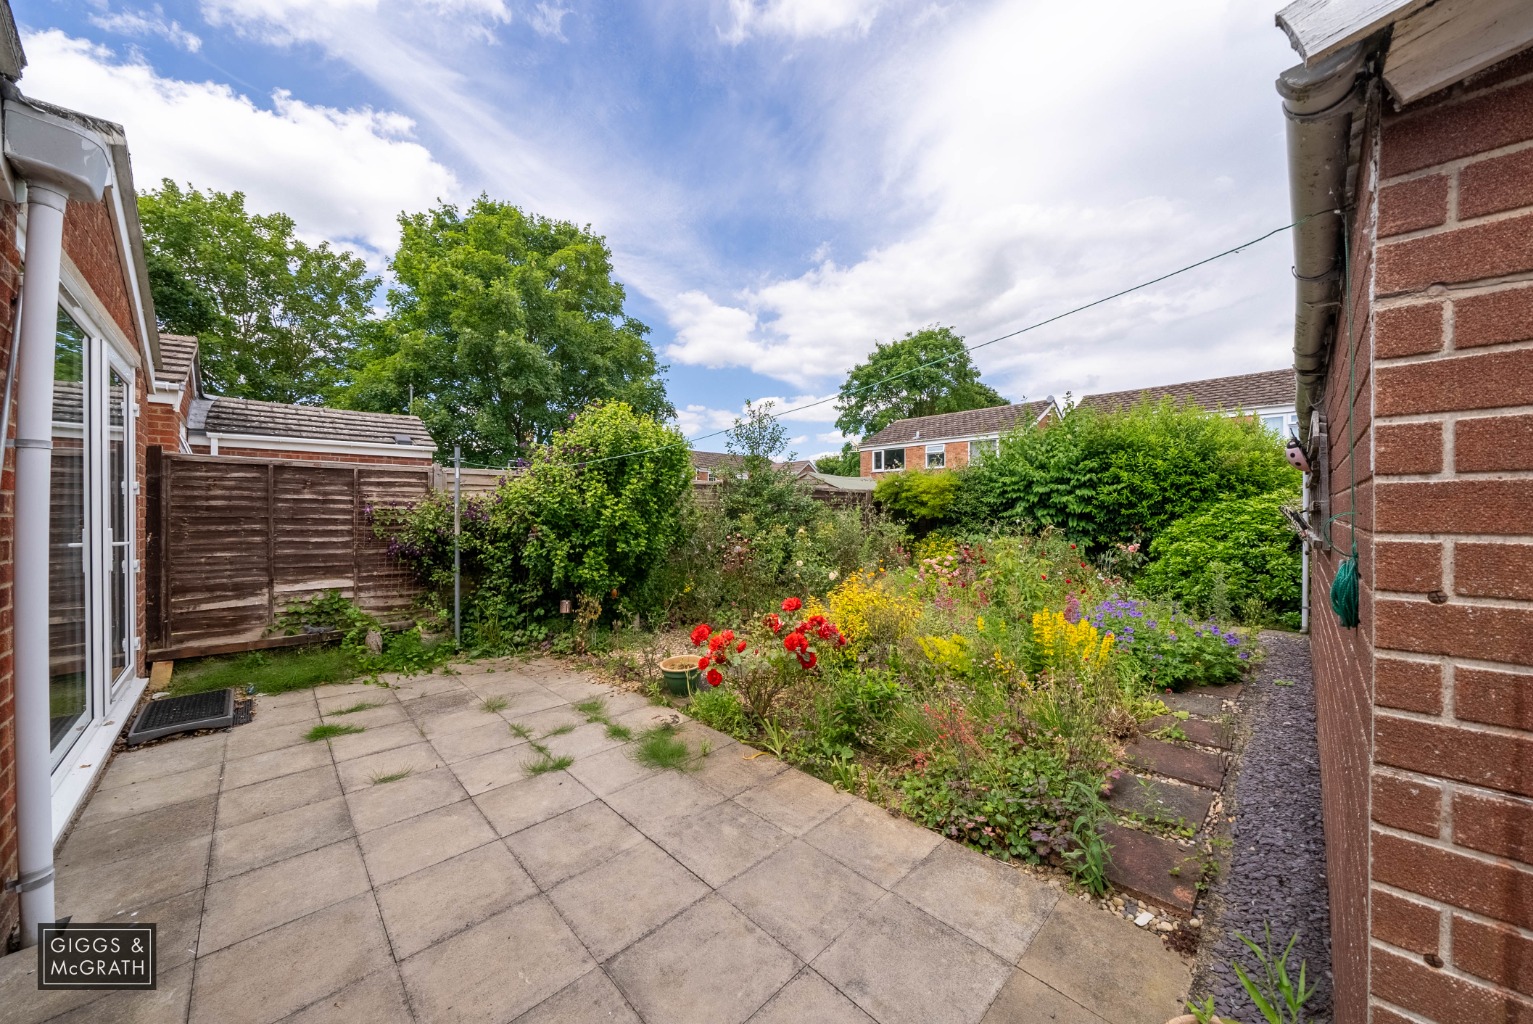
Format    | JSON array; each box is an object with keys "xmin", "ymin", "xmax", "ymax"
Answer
[{"xmin": 454, "ymin": 445, "xmax": 461, "ymax": 647}]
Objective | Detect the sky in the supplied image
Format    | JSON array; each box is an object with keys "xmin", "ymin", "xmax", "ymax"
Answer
[{"xmin": 18, "ymin": 0, "xmax": 1305, "ymax": 460}]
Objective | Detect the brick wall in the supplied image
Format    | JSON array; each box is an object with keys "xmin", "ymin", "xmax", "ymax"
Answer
[
  {"xmin": 859, "ymin": 448, "xmax": 873, "ymax": 477},
  {"xmin": 1315, "ymin": 52, "xmax": 1533, "ymax": 1024},
  {"xmin": 0, "ymin": 201, "xmax": 21, "ymax": 950}
]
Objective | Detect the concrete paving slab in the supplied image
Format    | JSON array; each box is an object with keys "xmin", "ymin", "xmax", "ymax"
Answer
[
  {"xmin": 282, "ymin": 969, "xmax": 414, "ymax": 1024},
  {"xmin": 376, "ymin": 841, "xmax": 538, "ymax": 959},
  {"xmin": 319, "ymin": 701, "xmax": 408, "ymax": 730},
  {"xmin": 210, "ymin": 796, "xmax": 354, "ymax": 881},
  {"xmin": 980, "ymin": 969, "xmax": 1108, "ymax": 1024},
  {"xmin": 0, "ymin": 945, "xmax": 105, "ymax": 1024},
  {"xmin": 388, "ymin": 674, "xmax": 466, "ymax": 702},
  {"xmin": 55, "ymin": 832, "xmax": 210, "ymax": 920},
  {"xmin": 45, "ymin": 961, "xmax": 193, "ymax": 1024},
  {"xmin": 74, "ymin": 763, "xmax": 222, "ymax": 827},
  {"xmin": 452, "ymin": 742, "xmax": 552, "ymax": 796},
  {"xmin": 693, "ymin": 744, "xmax": 790, "ymax": 798},
  {"xmin": 720, "ymin": 840, "xmax": 886, "ymax": 961},
  {"xmin": 601, "ymin": 770, "xmax": 726, "ymax": 834},
  {"xmin": 345, "ymin": 765, "xmax": 467, "ymax": 834},
  {"xmin": 199, "ymin": 839, "xmax": 371, "ymax": 955},
  {"xmin": 488, "ymin": 685, "xmax": 571, "ymax": 718},
  {"xmin": 814, "ymin": 893, "xmax": 1012, "ymax": 1024},
  {"xmin": 429, "ymin": 718, "xmax": 527, "ymax": 763},
  {"xmin": 566, "ymin": 743, "xmax": 657, "ymax": 796},
  {"xmin": 547, "ymin": 840, "xmax": 710, "ymax": 960},
  {"xmin": 734, "ymin": 768, "xmax": 852, "ymax": 836},
  {"xmin": 358, "ymin": 799, "xmax": 495, "ymax": 885},
  {"xmin": 514, "ymin": 968, "xmax": 642, "ymax": 1024},
  {"xmin": 893, "ymin": 842, "xmax": 1060, "ymax": 964},
  {"xmin": 401, "ymin": 686, "xmax": 480, "ymax": 719},
  {"xmin": 104, "ymin": 886, "xmax": 205, "ymax": 972},
  {"xmin": 97, "ymin": 733, "xmax": 227, "ymax": 791},
  {"xmin": 399, "ymin": 896, "xmax": 594, "ymax": 1024},
  {"xmin": 317, "ymin": 689, "xmax": 397, "ymax": 715},
  {"xmin": 506, "ymin": 800, "xmax": 647, "ymax": 889},
  {"xmin": 223, "ymin": 718, "xmax": 317, "ymax": 760},
  {"xmin": 507, "ymin": 704, "xmax": 589, "ymax": 736},
  {"xmin": 475, "ymin": 770, "xmax": 596, "ymax": 836},
  {"xmin": 1017, "ymin": 894, "xmax": 1189, "ymax": 1024},
  {"xmin": 57, "ymin": 794, "xmax": 216, "ymax": 871},
  {"xmin": 217, "ymin": 763, "xmax": 340, "ymax": 829},
  {"xmin": 607, "ymin": 895, "xmax": 800, "ymax": 1024},
  {"xmin": 805, "ymin": 801, "xmax": 943, "ymax": 888},
  {"xmin": 189, "ymin": 892, "xmax": 393, "ymax": 1024},
  {"xmin": 415, "ymin": 704, "xmax": 504, "ymax": 739},
  {"xmin": 541, "ymin": 675, "xmax": 617, "ymax": 702},
  {"xmin": 326, "ymin": 721, "xmax": 427, "ymax": 763},
  {"xmin": 651, "ymin": 798, "xmax": 792, "ymax": 887},
  {"xmin": 747, "ymin": 968, "xmax": 876, "ymax": 1024},
  {"xmin": 541, "ymin": 720, "xmax": 630, "ymax": 760},
  {"xmin": 242, "ymin": 700, "xmax": 324, "ymax": 729},
  {"xmin": 254, "ymin": 688, "xmax": 319, "ymax": 710},
  {"xmin": 335, "ymin": 740, "xmax": 443, "ymax": 792},
  {"xmin": 221, "ymin": 740, "xmax": 331, "ymax": 790}
]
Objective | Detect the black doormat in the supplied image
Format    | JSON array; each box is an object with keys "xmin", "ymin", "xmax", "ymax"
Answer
[{"xmin": 126, "ymin": 689, "xmax": 235, "ymax": 745}]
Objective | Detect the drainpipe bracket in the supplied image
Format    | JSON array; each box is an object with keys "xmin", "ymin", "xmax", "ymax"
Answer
[
  {"xmin": 4, "ymin": 866, "xmax": 55, "ymax": 893},
  {"xmin": 7, "ymin": 437, "xmax": 51, "ymax": 450}
]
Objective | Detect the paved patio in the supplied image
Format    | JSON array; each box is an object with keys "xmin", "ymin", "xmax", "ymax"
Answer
[{"xmin": 0, "ymin": 659, "xmax": 1189, "ymax": 1024}]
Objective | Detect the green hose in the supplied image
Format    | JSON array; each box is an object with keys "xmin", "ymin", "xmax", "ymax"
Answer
[{"xmin": 1330, "ymin": 543, "xmax": 1360, "ymax": 629}]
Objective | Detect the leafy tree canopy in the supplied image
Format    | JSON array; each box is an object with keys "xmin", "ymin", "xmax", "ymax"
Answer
[
  {"xmin": 721, "ymin": 400, "xmax": 819, "ymax": 533},
  {"xmin": 345, "ymin": 196, "xmax": 671, "ymax": 463},
  {"xmin": 835, "ymin": 326, "xmax": 1007, "ymax": 440},
  {"xmin": 815, "ymin": 443, "xmax": 861, "ymax": 476},
  {"xmin": 138, "ymin": 180, "xmax": 378, "ymax": 404}
]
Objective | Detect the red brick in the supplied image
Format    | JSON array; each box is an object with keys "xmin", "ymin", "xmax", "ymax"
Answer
[
  {"xmin": 1372, "ymin": 771, "xmax": 1442, "ymax": 836},
  {"xmin": 1456, "ymin": 914, "xmax": 1533, "ymax": 996},
  {"xmin": 1374, "ymin": 539, "xmax": 1443, "ymax": 594},
  {"xmin": 1372, "ymin": 887, "xmax": 1442, "ymax": 955},
  {"xmin": 1382, "ymin": 78, "xmax": 1533, "ymax": 178},
  {"xmin": 1458, "ymin": 413, "xmax": 1533, "ymax": 473},
  {"xmin": 1457, "ymin": 667, "xmax": 1533, "ymax": 731},
  {"xmin": 1377, "ymin": 714, "xmax": 1533, "ymax": 796},
  {"xmin": 1376, "ymin": 657, "xmax": 1444, "ymax": 715},
  {"xmin": 1456, "ymin": 284, "xmax": 1533, "ymax": 349},
  {"xmin": 1373, "ymin": 945, "xmax": 1533, "ymax": 1024},
  {"xmin": 1376, "ymin": 480, "xmax": 1533, "ymax": 536},
  {"xmin": 1374, "ymin": 830, "xmax": 1533, "ymax": 929},
  {"xmin": 1376, "ymin": 302, "xmax": 1447, "ymax": 358},
  {"xmin": 1377, "ymin": 212, "xmax": 1533, "ymax": 296},
  {"xmin": 1375, "ymin": 422, "xmax": 1443, "ymax": 476},
  {"xmin": 1370, "ymin": 1008, "xmax": 1416, "ymax": 1024},
  {"xmin": 1456, "ymin": 790, "xmax": 1533, "ymax": 865},
  {"xmin": 1457, "ymin": 542, "xmax": 1533, "ymax": 601},
  {"xmin": 1379, "ymin": 174, "xmax": 1451, "ymax": 236},
  {"xmin": 1462, "ymin": 147, "xmax": 1533, "ymax": 220},
  {"xmin": 1376, "ymin": 347, "xmax": 1533, "ymax": 416}
]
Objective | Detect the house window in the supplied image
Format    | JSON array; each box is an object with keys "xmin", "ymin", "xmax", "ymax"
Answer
[
  {"xmin": 872, "ymin": 448, "xmax": 905, "ymax": 472},
  {"xmin": 926, "ymin": 444, "xmax": 945, "ymax": 469},
  {"xmin": 969, "ymin": 438, "xmax": 997, "ymax": 461},
  {"xmin": 1261, "ymin": 413, "xmax": 1299, "ymax": 439}
]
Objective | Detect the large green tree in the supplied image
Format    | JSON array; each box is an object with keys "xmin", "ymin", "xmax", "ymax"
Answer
[
  {"xmin": 835, "ymin": 326, "xmax": 1007, "ymax": 440},
  {"xmin": 138, "ymin": 181, "xmax": 378, "ymax": 403},
  {"xmin": 345, "ymin": 197, "xmax": 670, "ymax": 463}
]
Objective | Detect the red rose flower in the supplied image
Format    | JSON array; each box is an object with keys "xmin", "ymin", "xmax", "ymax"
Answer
[
  {"xmin": 696, "ymin": 656, "xmax": 709, "ymax": 671},
  {"xmin": 799, "ymin": 652, "xmax": 818, "ymax": 669},
  {"xmin": 713, "ymin": 651, "xmax": 727, "ymax": 665},
  {"xmin": 720, "ymin": 629, "xmax": 736, "ymax": 644},
  {"xmin": 706, "ymin": 668, "xmax": 723, "ymax": 686},
  {"xmin": 735, "ymin": 639, "xmax": 747, "ymax": 653},
  {"xmin": 781, "ymin": 597, "xmax": 803, "ymax": 612},
  {"xmin": 708, "ymin": 634, "xmax": 725, "ymax": 651},
  {"xmin": 1040, "ymin": 573, "xmax": 1048, "ymax": 580},
  {"xmin": 763, "ymin": 613, "xmax": 782, "ymax": 634},
  {"xmin": 689, "ymin": 624, "xmax": 711, "ymax": 646}
]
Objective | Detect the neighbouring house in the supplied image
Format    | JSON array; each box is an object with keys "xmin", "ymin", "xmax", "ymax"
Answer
[
  {"xmin": 1275, "ymin": 2, "xmax": 1533, "ymax": 1022},
  {"xmin": 690, "ymin": 449, "xmax": 744, "ymax": 482},
  {"xmin": 857, "ymin": 398, "xmax": 1061, "ymax": 477},
  {"xmin": 1077, "ymin": 367, "xmax": 1299, "ymax": 438},
  {"xmin": 0, "ymin": 7, "xmax": 165, "ymax": 951}
]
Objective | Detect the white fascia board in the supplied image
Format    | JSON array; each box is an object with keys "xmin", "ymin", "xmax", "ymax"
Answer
[
  {"xmin": 1276, "ymin": 0, "xmax": 1426, "ymax": 63},
  {"xmin": 859, "ymin": 432, "xmax": 1001, "ymax": 452},
  {"xmin": 204, "ymin": 432, "xmax": 438, "ymax": 459}
]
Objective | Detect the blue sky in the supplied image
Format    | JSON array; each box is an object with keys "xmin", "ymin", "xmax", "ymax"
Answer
[{"xmin": 20, "ymin": 0, "xmax": 1304, "ymax": 459}]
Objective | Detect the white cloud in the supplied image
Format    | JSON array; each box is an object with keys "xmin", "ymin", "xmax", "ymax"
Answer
[
  {"xmin": 673, "ymin": 392, "xmax": 840, "ymax": 445},
  {"xmin": 721, "ymin": 0, "xmax": 889, "ymax": 43},
  {"xmin": 200, "ymin": 0, "xmax": 511, "ymax": 44},
  {"xmin": 89, "ymin": 5, "xmax": 203, "ymax": 52},
  {"xmin": 528, "ymin": 3, "xmax": 572, "ymax": 40},
  {"xmin": 17, "ymin": 30, "xmax": 462, "ymax": 261}
]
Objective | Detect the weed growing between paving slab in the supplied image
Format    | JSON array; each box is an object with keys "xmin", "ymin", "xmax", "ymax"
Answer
[
  {"xmin": 306, "ymin": 723, "xmax": 364, "ymax": 742},
  {"xmin": 369, "ymin": 767, "xmax": 415, "ymax": 785},
  {"xmin": 330, "ymin": 700, "xmax": 384, "ymax": 715},
  {"xmin": 479, "ymin": 696, "xmax": 510, "ymax": 713},
  {"xmin": 632, "ymin": 724, "xmax": 691, "ymax": 771}
]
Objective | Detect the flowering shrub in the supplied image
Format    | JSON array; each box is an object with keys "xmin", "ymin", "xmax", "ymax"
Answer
[
  {"xmin": 1029, "ymin": 610, "xmax": 1115, "ymax": 677},
  {"xmin": 811, "ymin": 570, "xmax": 919, "ymax": 657},
  {"xmin": 1088, "ymin": 596, "xmax": 1257, "ymax": 690},
  {"xmin": 689, "ymin": 599, "xmax": 846, "ymax": 721}
]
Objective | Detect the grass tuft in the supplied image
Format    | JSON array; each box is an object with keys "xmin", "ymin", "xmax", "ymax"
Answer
[
  {"xmin": 632, "ymin": 724, "xmax": 692, "ymax": 771},
  {"xmin": 329, "ymin": 700, "xmax": 382, "ymax": 716},
  {"xmin": 543, "ymin": 723, "xmax": 576, "ymax": 737},
  {"xmin": 369, "ymin": 767, "xmax": 414, "ymax": 785},
  {"xmin": 524, "ymin": 752, "xmax": 575, "ymax": 776},
  {"xmin": 605, "ymin": 723, "xmax": 633, "ymax": 741},
  {"xmin": 479, "ymin": 696, "xmax": 510, "ymax": 713},
  {"xmin": 508, "ymin": 722, "xmax": 534, "ymax": 740},
  {"xmin": 305, "ymin": 723, "xmax": 364, "ymax": 742},
  {"xmin": 573, "ymin": 698, "xmax": 608, "ymax": 722}
]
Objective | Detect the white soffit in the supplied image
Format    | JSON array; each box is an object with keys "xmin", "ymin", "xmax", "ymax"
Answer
[
  {"xmin": 1277, "ymin": 0, "xmax": 1426, "ymax": 63},
  {"xmin": 1384, "ymin": 0, "xmax": 1533, "ymax": 104}
]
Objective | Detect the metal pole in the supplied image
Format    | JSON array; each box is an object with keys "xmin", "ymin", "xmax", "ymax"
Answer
[{"xmin": 453, "ymin": 445, "xmax": 461, "ymax": 646}]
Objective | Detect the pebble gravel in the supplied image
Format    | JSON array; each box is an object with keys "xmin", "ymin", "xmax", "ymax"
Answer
[{"xmin": 1191, "ymin": 631, "xmax": 1333, "ymax": 1020}]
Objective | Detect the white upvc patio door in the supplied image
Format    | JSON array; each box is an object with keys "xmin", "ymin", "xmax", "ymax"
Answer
[{"xmin": 48, "ymin": 303, "xmax": 137, "ymax": 774}]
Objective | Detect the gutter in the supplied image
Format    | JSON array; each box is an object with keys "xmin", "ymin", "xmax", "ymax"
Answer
[
  {"xmin": 1276, "ymin": 43, "xmax": 1367, "ymax": 446},
  {"xmin": 2, "ymin": 93, "xmax": 111, "ymax": 945}
]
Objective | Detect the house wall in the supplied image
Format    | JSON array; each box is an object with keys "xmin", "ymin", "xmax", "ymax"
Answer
[
  {"xmin": 0, "ymin": 200, "xmax": 22, "ymax": 951},
  {"xmin": 143, "ymin": 386, "xmax": 192, "ymax": 452},
  {"xmin": 1307, "ymin": 52, "xmax": 1533, "ymax": 1024}
]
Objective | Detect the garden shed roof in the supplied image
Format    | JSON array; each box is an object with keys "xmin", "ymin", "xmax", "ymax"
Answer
[
  {"xmin": 860, "ymin": 399, "xmax": 1056, "ymax": 448},
  {"xmin": 1076, "ymin": 368, "xmax": 1295, "ymax": 415},
  {"xmin": 199, "ymin": 397, "xmax": 437, "ymax": 448},
  {"xmin": 153, "ymin": 334, "xmax": 199, "ymax": 387}
]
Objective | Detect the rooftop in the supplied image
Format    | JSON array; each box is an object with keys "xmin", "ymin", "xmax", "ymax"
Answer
[
  {"xmin": 195, "ymin": 396, "xmax": 437, "ymax": 449},
  {"xmin": 861, "ymin": 399, "xmax": 1056, "ymax": 449},
  {"xmin": 154, "ymin": 334, "xmax": 199, "ymax": 387},
  {"xmin": 1075, "ymin": 368, "xmax": 1295, "ymax": 415}
]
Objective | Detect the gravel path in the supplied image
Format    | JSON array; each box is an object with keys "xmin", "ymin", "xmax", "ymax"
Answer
[{"xmin": 1192, "ymin": 631, "xmax": 1333, "ymax": 1020}]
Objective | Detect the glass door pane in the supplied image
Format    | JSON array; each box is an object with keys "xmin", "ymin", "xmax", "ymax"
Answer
[
  {"xmin": 108, "ymin": 365, "xmax": 130, "ymax": 683},
  {"xmin": 50, "ymin": 310, "xmax": 90, "ymax": 762}
]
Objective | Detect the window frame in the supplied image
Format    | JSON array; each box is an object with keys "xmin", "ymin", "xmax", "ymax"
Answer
[
  {"xmin": 871, "ymin": 448, "xmax": 906, "ymax": 472},
  {"xmin": 925, "ymin": 443, "xmax": 946, "ymax": 469}
]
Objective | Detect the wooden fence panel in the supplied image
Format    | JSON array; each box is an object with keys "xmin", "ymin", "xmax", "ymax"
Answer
[{"xmin": 148, "ymin": 449, "xmax": 430, "ymax": 659}]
